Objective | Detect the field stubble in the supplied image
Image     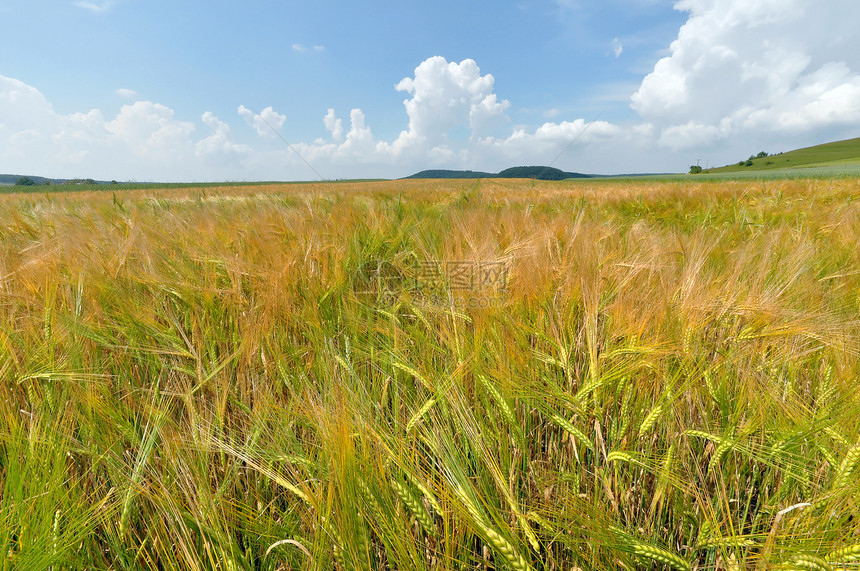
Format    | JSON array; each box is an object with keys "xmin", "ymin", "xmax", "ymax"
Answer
[{"xmin": 1, "ymin": 177, "xmax": 859, "ymax": 570}]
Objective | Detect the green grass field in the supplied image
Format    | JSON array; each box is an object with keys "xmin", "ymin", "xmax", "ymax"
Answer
[
  {"xmin": 598, "ymin": 163, "xmax": 860, "ymax": 183},
  {"xmin": 1, "ymin": 178, "xmax": 859, "ymax": 570},
  {"xmin": 704, "ymin": 136, "xmax": 860, "ymax": 173}
]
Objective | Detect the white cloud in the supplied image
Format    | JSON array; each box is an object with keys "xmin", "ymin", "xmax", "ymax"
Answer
[
  {"xmin": 0, "ymin": 74, "xmax": 56, "ymax": 134},
  {"xmin": 116, "ymin": 88, "xmax": 138, "ymax": 99},
  {"xmin": 73, "ymin": 1, "xmax": 114, "ymax": 14},
  {"xmin": 611, "ymin": 38, "xmax": 623, "ymax": 58},
  {"xmin": 475, "ymin": 119, "xmax": 626, "ymax": 167},
  {"xmin": 105, "ymin": 102, "xmax": 195, "ymax": 160},
  {"xmin": 657, "ymin": 121, "xmax": 723, "ymax": 150},
  {"xmin": 323, "ymin": 108, "xmax": 344, "ymax": 142},
  {"xmin": 631, "ymin": 0, "xmax": 860, "ymax": 147},
  {"xmin": 0, "ymin": 73, "xmax": 226, "ymax": 180},
  {"xmin": 382, "ymin": 56, "xmax": 511, "ymax": 158},
  {"xmin": 288, "ymin": 109, "xmax": 384, "ymax": 175},
  {"xmin": 238, "ymin": 105, "xmax": 287, "ymax": 138},
  {"xmin": 196, "ymin": 112, "xmax": 251, "ymax": 163},
  {"xmin": 292, "ymin": 44, "xmax": 324, "ymax": 53},
  {"xmin": 332, "ymin": 109, "xmax": 377, "ymax": 160}
]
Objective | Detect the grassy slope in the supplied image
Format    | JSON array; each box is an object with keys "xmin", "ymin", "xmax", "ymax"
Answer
[
  {"xmin": 705, "ymin": 136, "xmax": 860, "ymax": 173},
  {"xmin": 595, "ymin": 163, "xmax": 860, "ymax": 182},
  {"xmin": 1, "ymin": 179, "xmax": 859, "ymax": 570}
]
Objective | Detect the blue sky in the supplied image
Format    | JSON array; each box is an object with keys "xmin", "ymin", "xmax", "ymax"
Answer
[{"xmin": 2, "ymin": 0, "xmax": 860, "ymax": 181}]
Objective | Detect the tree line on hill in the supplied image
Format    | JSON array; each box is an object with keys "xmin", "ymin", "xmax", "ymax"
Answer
[
  {"xmin": 1, "ymin": 174, "xmax": 117, "ymax": 187},
  {"xmin": 690, "ymin": 151, "xmax": 784, "ymax": 173}
]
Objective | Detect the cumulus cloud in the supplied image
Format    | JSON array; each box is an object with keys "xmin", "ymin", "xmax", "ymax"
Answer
[
  {"xmin": 291, "ymin": 109, "xmax": 383, "ymax": 171},
  {"xmin": 0, "ymin": 73, "xmax": 253, "ymax": 180},
  {"xmin": 323, "ymin": 108, "xmax": 344, "ymax": 142},
  {"xmin": 238, "ymin": 105, "xmax": 287, "ymax": 138},
  {"xmin": 0, "ymin": 75, "xmax": 56, "ymax": 134},
  {"xmin": 105, "ymin": 102, "xmax": 195, "ymax": 160},
  {"xmin": 384, "ymin": 56, "xmax": 511, "ymax": 157},
  {"xmin": 196, "ymin": 112, "xmax": 251, "ymax": 163},
  {"xmin": 631, "ymin": 0, "xmax": 860, "ymax": 147},
  {"xmin": 335, "ymin": 110, "xmax": 376, "ymax": 158},
  {"xmin": 611, "ymin": 38, "xmax": 623, "ymax": 58},
  {"xmin": 476, "ymin": 119, "xmax": 626, "ymax": 167}
]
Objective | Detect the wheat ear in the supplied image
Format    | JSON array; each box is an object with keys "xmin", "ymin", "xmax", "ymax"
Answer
[
  {"xmin": 547, "ymin": 411, "xmax": 594, "ymax": 451},
  {"xmin": 788, "ymin": 554, "xmax": 831, "ymax": 571},
  {"xmin": 391, "ymin": 478, "xmax": 436, "ymax": 537},
  {"xmin": 832, "ymin": 444, "xmax": 860, "ymax": 491},
  {"xmin": 628, "ymin": 539, "xmax": 690, "ymax": 571},
  {"xmin": 826, "ymin": 543, "xmax": 860, "ymax": 564}
]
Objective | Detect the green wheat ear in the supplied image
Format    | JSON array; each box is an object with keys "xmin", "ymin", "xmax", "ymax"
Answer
[
  {"xmin": 629, "ymin": 540, "xmax": 691, "ymax": 571},
  {"xmin": 832, "ymin": 444, "xmax": 860, "ymax": 491},
  {"xmin": 457, "ymin": 490, "xmax": 533, "ymax": 571},
  {"xmin": 610, "ymin": 524, "xmax": 690, "ymax": 571},
  {"xmin": 390, "ymin": 478, "xmax": 436, "ymax": 537},
  {"xmin": 546, "ymin": 411, "xmax": 594, "ymax": 451},
  {"xmin": 709, "ymin": 434, "xmax": 737, "ymax": 472},
  {"xmin": 787, "ymin": 554, "xmax": 832, "ymax": 571},
  {"xmin": 826, "ymin": 543, "xmax": 860, "ymax": 564},
  {"xmin": 638, "ymin": 402, "xmax": 663, "ymax": 436},
  {"xmin": 606, "ymin": 450, "xmax": 645, "ymax": 468},
  {"xmin": 406, "ymin": 396, "xmax": 437, "ymax": 432},
  {"xmin": 401, "ymin": 469, "xmax": 443, "ymax": 517},
  {"xmin": 477, "ymin": 374, "xmax": 518, "ymax": 433}
]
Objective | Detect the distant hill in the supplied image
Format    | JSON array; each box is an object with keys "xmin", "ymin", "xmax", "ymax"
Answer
[
  {"xmin": 1, "ymin": 174, "xmax": 110, "ymax": 187},
  {"xmin": 404, "ymin": 166, "xmax": 591, "ymax": 180},
  {"xmin": 404, "ymin": 169, "xmax": 494, "ymax": 179},
  {"xmin": 0, "ymin": 174, "xmax": 63, "ymax": 186},
  {"xmin": 703, "ymin": 136, "xmax": 860, "ymax": 173}
]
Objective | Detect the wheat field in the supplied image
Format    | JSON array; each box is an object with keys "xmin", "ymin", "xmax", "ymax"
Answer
[{"xmin": 1, "ymin": 177, "xmax": 859, "ymax": 570}]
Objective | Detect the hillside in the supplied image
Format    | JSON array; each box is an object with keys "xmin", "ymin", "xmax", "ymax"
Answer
[
  {"xmin": 0, "ymin": 174, "xmax": 108, "ymax": 187},
  {"xmin": 0, "ymin": 174, "xmax": 61, "ymax": 186},
  {"xmin": 704, "ymin": 136, "xmax": 860, "ymax": 173},
  {"xmin": 405, "ymin": 166, "xmax": 591, "ymax": 180}
]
